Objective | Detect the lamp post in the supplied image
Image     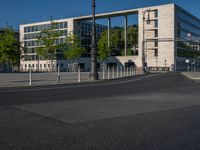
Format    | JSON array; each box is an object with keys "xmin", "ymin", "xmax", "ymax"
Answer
[
  {"xmin": 142, "ymin": 9, "xmax": 154, "ymax": 73},
  {"xmin": 90, "ymin": 0, "xmax": 98, "ymax": 80}
]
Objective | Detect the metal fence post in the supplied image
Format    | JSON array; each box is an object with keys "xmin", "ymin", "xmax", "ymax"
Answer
[
  {"xmin": 135, "ymin": 67, "xmax": 137, "ymax": 75},
  {"xmin": 112, "ymin": 66, "xmax": 115, "ymax": 79},
  {"xmin": 124, "ymin": 66, "xmax": 126, "ymax": 77},
  {"xmin": 78, "ymin": 64, "xmax": 81, "ymax": 82},
  {"xmin": 120, "ymin": 66, "xmax": 123, "ymax": 77},
  {"xmin": 103, "ymin": 65, "xmax": 105, "ymax": 80},
  {"xmin": 57, "ymin": 65, "xmax": 61, "ymax": 84},
  {"xmin": 117, "ymin": 66, "xmax": 119, "ymax": 78},
  {"xmin": 132, "ymin": 66, "xmax": 134, "ymax": 76},
  {"xmin": 108, "ymin": 66, "xmax": 110, "ymax": 79},
  {"xmin": 29, "ymin": 67, "xmax": 32, "ymax": 86}
]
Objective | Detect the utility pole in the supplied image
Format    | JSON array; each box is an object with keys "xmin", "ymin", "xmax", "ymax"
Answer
[{"xmin": 90, "ymin": 0, "xmax": 98, "ymax": 80}]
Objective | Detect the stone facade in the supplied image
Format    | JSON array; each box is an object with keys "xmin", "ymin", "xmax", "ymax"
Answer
[{"xmin": 19, "ymin": 3, "xmax": 200, "ymax": 72}]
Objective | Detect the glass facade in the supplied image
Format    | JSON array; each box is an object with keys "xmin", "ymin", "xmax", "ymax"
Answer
[
  {"xmin": 22, "ymin": 20, "xmax": 107, "ymax": 61},
  {"xmin": 79, "ymin": 22, "xmax": 106, "ymax": 57},
  {"xmin": 24, "ymin": 30, "xmax": 67, "ymax": 40},
  {"xmin": 24, "ymin": 22, "xmax": 68, "ymax": 33},
  {"xmin": 22, "ymin": 21, "xmax": 69, "ymax": 61},
  {"xmin": 176, "ymin": 6, "xmax": 200, "ymax": 59}
]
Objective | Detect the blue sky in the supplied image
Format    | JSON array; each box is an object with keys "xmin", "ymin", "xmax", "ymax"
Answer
[{"xmin": 0, "ymin": 0, "xmax": 199, "ymax": 29}]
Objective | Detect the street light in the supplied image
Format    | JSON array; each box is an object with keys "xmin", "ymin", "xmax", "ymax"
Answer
[
  {"xmin": 185, "ymin": 59, "xmax": 190, "ymax": 72},
  {"xmin": 142, "ymin": 9, "xmax": 154, "ymax": 73},
  {"xmin": 90, "ymin": 0, "xmax": 98, "ymax": 80},
  {"xmin": 186, "ymin": 33, "xmax": 200, "ymax": 72}
]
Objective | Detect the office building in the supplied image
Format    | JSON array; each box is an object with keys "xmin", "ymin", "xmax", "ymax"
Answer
[{"xmin": 20, "ymin": 3, "xmax": 200, "ymax": 72}]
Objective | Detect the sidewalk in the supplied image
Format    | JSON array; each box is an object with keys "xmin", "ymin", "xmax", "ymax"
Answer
[
  {"xmin": 0, "ymin": 72, "xmax": 92, "ymax": 87},
  {"xmin": 0, "ymin": 71, "xmax": 136, "ymax": 88},
  {"xmin": 181, "ymin": 72, "xmax": 200, "ymax": 80}
]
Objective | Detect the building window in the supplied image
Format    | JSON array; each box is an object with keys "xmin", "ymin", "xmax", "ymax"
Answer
[
  {"xmin": 24, "ymin": 27, "xmax": 29, "ymax": 33},
  {"xmin": 60, "ymin": 22, "xmax": 64, "ymax": 28},
  {"xmin": 177, "ymin": 29, "xmax": 181, "ymax": 38},
  {"xmin": 155, "ymin": 10, "xmax": 158, "ymax": 18},
  {"xmin": 154, "ymin": 49, "xmax": 158, "ymax": 57},
  {"xmin": 155, "ymin": 30, "xmax": 158, "ymax": 37},
  {"xmin": 154, "ymin": 20, "xmax": 158, "ymax": 28},
  {"xmin": 63, "ymin": 30, "xmax": 68, "ymax": 36},
  {"xmin": 155, "ymin": 41, "xmax": 158, "ymax": 47}
]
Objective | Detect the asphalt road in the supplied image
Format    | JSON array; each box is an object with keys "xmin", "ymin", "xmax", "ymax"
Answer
[{"xmin": 0, "ymin": 73, "xmax": 200, "ymax": 150}]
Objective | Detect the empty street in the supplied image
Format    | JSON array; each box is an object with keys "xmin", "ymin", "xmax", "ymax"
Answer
[{"xmin": 0, "ymin": 73, "xmax": 200, "ymax": 150}]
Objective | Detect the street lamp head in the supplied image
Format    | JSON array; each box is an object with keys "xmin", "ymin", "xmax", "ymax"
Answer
[
  {"xmin": 146, "ymin": 19, "xmax": 151, "ymax": 25},
  {"xmin": 146, "ymin": 11, "xmax": 151, "ymax": 24},
  {"xmin": 187, "ymin": 33, "xmax": 192, "ymax": 37}
]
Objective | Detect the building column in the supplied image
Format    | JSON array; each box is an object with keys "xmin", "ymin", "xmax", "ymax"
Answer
[
  {"xmin": 108, "ymin": 18, "xmax": 111, "ymax": 56},
  {"xmin": 124, "ymin": 15, "xmax": 128, "ymax": 56}
]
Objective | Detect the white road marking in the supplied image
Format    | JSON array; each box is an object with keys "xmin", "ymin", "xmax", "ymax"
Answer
[{"xmin": 0, "ymin": 74, "xmax": 158, "ymax": 93}]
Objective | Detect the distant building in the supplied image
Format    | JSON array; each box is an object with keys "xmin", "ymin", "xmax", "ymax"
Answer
[
  {"xmin": 20, "ymin": 3, "xmax": 200, "ymax": 72},
  {"xmin": 20, "ymin": 19, "xmax": 107, "ymax": 72}
]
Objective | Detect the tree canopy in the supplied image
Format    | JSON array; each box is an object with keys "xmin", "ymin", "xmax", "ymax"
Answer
[
  {"xmin": 97, "ymin": 25, "xmax": 138, "ymax": 60},
  {"xmin": 64, "ymin": 34, "xmax": 86, "ymax": 61},
  {"xmin": 0, "ymin": 26, "xmax": 20, "ymax": 69},
  {"xmin": 36, "ymin": 21, "xmax": 63, "ymax": 61}
]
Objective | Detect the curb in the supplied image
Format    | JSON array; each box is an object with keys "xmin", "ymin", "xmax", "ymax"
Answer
[
  {"xmin": 181, "ymin": 72, "xmax": 200, "ymax": 80},
  {"xmin": 0, "ymin": 73, "xmax": 155, "ymax": 91}
]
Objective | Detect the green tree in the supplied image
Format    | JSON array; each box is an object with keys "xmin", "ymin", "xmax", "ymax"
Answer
[
  {"xmin": 0, "ymin": 26, "xmax": 20, "ymax": 72},
  {"xmin": 97, "ymin": 27, "xmax": 123, "ymax": 59},
  {"xmin": 97, "ymin": 31, "xmax": 110, "ymax": 61},
  {"xmin": 97, "ymin": 25, "xmax": 138, "ymax": 58},
  {"xmin": 111, "ymin": 27, "xmax": 124, "ymax": 50},
  {"xmin": 36, "ymin": 21, "xmax": 63, "ymax": 71},
  {"xmin": 127, "ymin": 25, "xmax": 138, "ymax": 48},
  {"xmin": 63, "ymin": 34, "xmax": 85, "ymax": 69}
]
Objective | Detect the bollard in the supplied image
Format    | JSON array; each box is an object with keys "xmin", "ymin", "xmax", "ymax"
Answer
[
  {"xmin": 120, "ymin": 66, "xmax": 123, "ymax": 77},
  {"xmin": 108, "ymin": 66, "xmax": 110, "ymax": 79},
  {"xmin": 131, "ymin": 66, "xmax": 134, "ymax": 76},
  {"xmin": 112, "ymin": 66, "xmax": 115, "ymax": 79},
  {"xmin": 117, "ymin": 66, "xmax": 119, "ymax": 78},
  {"xmin": 134, "ymin": 67, "xmax": 137, "ymax": 76},
  {"xmin": 78, "ymin": 65, "xmax": 81, "ymax": 82},
  {"xmin": 57, "ymin": 65, "xmax": 61, "ymax": 84},
  {"xmin": 103, "ymin": 66, "xmax": 105, "ymax": 80},
  {"xmin": 29, "ymin": 68, "xmax": 32, "ymax": 86}
]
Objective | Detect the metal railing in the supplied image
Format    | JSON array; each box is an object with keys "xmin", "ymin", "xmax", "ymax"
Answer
[{"xmin": 0, "ymin": 66, "xmax": 138, "ymax": 87}]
